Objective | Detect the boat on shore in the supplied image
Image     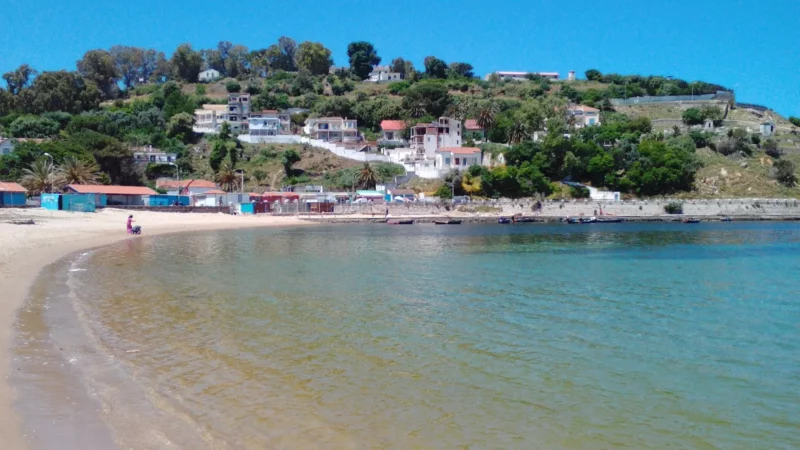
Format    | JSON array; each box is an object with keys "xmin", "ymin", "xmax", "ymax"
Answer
[
  {"xmin": 498, "ymin": 217, "xmax": 512, "ymax": 224},
  {"xmin": 683, "ymin": 219, "xmax": 701, "ymax": 224},
  {"xmin": 721, "ymin": 217, "xmax": 733, "ymax": 222},
  {"xmin": 435, "ymin": 219, "xmax": 462, "ymax": 225},
  {"xmin": 387, "ymin": 219, "xmax": 414, "ymax": 225},
  {"xmin": 596, "ymin": 218, "xmax": 623, "ymax": 223}
]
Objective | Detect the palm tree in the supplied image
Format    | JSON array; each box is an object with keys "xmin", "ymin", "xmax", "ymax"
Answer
[
  {"xmin": 215, "ymin": 164, "xmax": 238, "ymax": 192},
  {"xmin": 57, "ymin": 156, "xmax": 100, "ymax": 187},
  {"xmin": 507, "ymin": 118, "xmax": 530, "ymax": 144},
  {"xmin": 20, "ymin": 159, "xmax": 56, "ymax": 195},
  {"xmin": 447, "ymin": 97, "xmax": 472, "ymax": 122},
  {"xmin": 356, "ymin": 162, "xmax": 379, "ymax": 189},
  {"xmin": 475, "ymin": 100, "xmax": 499, "ymax": 138}
]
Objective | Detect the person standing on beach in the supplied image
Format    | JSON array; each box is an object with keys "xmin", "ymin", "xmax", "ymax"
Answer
[{"xmin": 127, "ymin": 215, "xmax": 134, "ymax": 234}]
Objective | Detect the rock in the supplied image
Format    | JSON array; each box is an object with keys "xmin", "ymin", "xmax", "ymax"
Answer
[
  {"xmin": 720, "ymin": 168, "xmax": 728, "ymax": 177},
  {"xmin": 740, "ymin": 162, "xmax": 748, "ymax": 168}
]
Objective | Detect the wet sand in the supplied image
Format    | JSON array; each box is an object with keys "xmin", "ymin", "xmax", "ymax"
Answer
[{"xmin": 0, "ymin": 208, "xmax": 306, "ymax": 449}]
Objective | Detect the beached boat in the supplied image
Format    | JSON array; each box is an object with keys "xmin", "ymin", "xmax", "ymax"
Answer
[
  {"xmin": 498, "ymin": 217, "xmax": 512, "ymax": 224},
  {"xmin": 596, "ymin": 218, "xmax": 623, "ymax": 223},
  {"xmin": 566, "ymin": 217, "xmax": 582, "ymax": 224},
  {"xmin": 435, "ymin": 219, "xmax": 462, "ymax": 225},
  {"xmin": 387, "ymin": 220, "xmax": 414, "ymax": 225},
  {"xmin": 515, "ymin": 217, "xmax": 536, "ymax": 223},
  {"xmin": 581, "ymin": 217, "xmax": 597, "ymax": 224},
  {"xmin": 720, "ymin": 217, "xmax": 733, "ymax": 222},
  {"xmin": 683, "ymin": 219, "xmax": 700, "ymax": 224}
]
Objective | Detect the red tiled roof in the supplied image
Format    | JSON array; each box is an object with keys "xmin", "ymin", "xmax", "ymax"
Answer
[
  {"xmin": 157, "ymin": 179, "xmax": 217, "ymax": 189},
  {"xmin": 464, "ymin": 119, "xmax": 481, "ymax": 130},
  {"xmin": 437, "ymin": 147, "xmax": 482, "ymax": 155},
  {"xmin": 0, "ymin": 181, "xmax": 26, "ymax": 192},
  {"xmin": 203, "ymin": 189, "xmax": 227, "ymax": 195},
  {"xmin": 380, "ymin": 120, "xmax": 406, "ymax": 131},
  {"xmin": 572, "ymin": 105, "xmax": 600, "ymax": 113},
  {"xmin": 66, "ymin": 185, "xmax": 157, "ymax": 195}
]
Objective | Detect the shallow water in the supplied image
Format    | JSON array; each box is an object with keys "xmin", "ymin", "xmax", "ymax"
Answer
[{"xmin": 15, "ymin": 223, "xmax": 800, "ymax": 449}]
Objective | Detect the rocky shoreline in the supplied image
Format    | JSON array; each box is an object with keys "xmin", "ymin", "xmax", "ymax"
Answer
[{"xmin": 302, "ymin": 215, "xmax": 800, "ymax": 225}]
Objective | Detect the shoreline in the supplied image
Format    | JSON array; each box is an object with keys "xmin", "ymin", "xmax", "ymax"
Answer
[
  {"xmin": 300, "ymin": 213, "xmax": 800, "ymax": 224},
  {"xmin": 0, "ymin": 208, "xmax": 308, "ymax": 449}
]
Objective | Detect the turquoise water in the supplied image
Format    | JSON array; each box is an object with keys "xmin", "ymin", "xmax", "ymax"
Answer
[{"xmin": 26, "ymin": 223, "xmax": 800, "ymax": 448}]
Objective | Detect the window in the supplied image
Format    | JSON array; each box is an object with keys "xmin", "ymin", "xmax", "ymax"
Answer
[
  {"xmin": 455, "ymin": 158, "xmax": 460, "ymax": 166},
  {"xmin": 445, "ymin": 157, "xmax": 451, "ymax": 165},
  {"xmin": 241, "ymin": 97, "xmax": 248, "ymax": 102},
  {"xmin": 230, "ymin": 116, "xmax": 238, "ymax": 121}
]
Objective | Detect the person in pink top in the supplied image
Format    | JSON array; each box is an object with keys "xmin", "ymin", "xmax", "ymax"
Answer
[{"xmin": 127, "ymin": 215, "xmax": 134, "ymax": 234}]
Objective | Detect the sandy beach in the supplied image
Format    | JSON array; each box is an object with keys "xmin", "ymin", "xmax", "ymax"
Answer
[{"xmin": 0, "ymin": 208, "xmax": 306, "ymax": 449}]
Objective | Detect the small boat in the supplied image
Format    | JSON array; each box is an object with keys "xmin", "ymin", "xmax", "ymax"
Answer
[
  {"xmin": 596, "ymin": 218, "xmax": 623, "ymax": 223},
  {"xmin": 498, "ymin": 217, "xmax": 512, "ymax": 224},
  {"xmin": 720, "ymin": 217, "xmax": 733, "ymax": 222},
  {"xmin": 387, "ymin": 219, "xmax": 414, "ymax": 225},
  {"xmin": 581, "ymin": 217, "xmax": 598, "ymax": 224},
  {"xmin": 683, "ymin": 219, "xmax": 700, "ymax": 224},
  {"xmin": 515, "ymin": 217, "xmax": 536, "ymax": 223},
  {"xmin": 435, "ymin": 219, "xmax": 462, "ymax": 225},
  {"xmin": 566, "ymin": 217, "xmax": 582, "ymax": 224}
]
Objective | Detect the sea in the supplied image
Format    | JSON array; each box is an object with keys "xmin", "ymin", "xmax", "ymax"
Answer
[{"xmin": 12, "ymin": 222, "xmax": 800, "ymax": 449}]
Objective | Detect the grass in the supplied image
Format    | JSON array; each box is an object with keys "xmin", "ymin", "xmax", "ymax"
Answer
[{"xmin": 688, "ymin": 148, "xmax": 800, "ymax": 198}]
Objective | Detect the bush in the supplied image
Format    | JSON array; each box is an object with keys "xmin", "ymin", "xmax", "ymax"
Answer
[
  {"xmin": 774, "ymin": 160, "xmax": 797, "ymax": 186},
  {"xmin": 682, "ymin": 108, "xmax": 704, "ymax": 125},
  {"xmin": 688, "ymin": 130, "xmax": 712, "ymax": 148},
  {"xmin": 225, "ymin": 81, "xmax": 241, "ymax": 93},
  {"xmin": 789, "ymin": 117, "xmax": 800, "ymax": 128},
  {"xmin": 195, "ymin": 85, "xmax": 206, "ymax": 96},
  {"xmin": 434, "ymin": 183, "xmax": 453, "ymax": 199},
  {"xmin": 569, "ymin": 186, "xmax": 590, "ymax": 198},
  {"xmin": 750, "ymin": 134, "xmax": 761, "ymax": 146},
  {"xmin": 387, "ymin": 81, "xmax": 411, "ymax": 95},
  {"xmin": 245, "ymin": 84, "xmax": 262, "ymax": 95},
  {"xmin": 664, "ymin": 201, "xmax": 684, "ymax": 214},
  {"xmin": 764, "ymin": 139, "xmax": 781, "ymax": 158}
]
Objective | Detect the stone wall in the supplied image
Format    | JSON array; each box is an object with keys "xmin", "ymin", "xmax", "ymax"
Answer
[{"xmin": 101, "ymin": 206, "xmax": 231, "ymax": 214}]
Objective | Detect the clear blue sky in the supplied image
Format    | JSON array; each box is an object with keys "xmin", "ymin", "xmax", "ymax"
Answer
[{"xmin": 1, "ymin": 0, "xmax": 797, "ymax": 116}]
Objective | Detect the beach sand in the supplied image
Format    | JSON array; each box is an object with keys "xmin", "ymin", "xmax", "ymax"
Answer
[{"xmin": 0, "ymin": 208, "xmax": 306, "ymax": 449}]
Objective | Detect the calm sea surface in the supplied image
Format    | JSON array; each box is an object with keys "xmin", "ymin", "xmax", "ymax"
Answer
[{"xmin": 15, "ymin": 223, "xmax": 800, "ymax": 449}]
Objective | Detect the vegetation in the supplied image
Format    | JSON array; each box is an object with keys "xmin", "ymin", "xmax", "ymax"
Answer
[{"xmin": 664, "ymin": 201, "xmax": 684, "ymax": 214}]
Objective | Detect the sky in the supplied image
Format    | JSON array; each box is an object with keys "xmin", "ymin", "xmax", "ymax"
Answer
[{"xmin": 1, "ymin": 0, "xmax": 798, "ymax": 116}]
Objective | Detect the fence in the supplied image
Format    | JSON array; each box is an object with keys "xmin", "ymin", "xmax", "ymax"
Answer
[{"xmin": 611, "ymin": 94, "xmax": 717, "ymax": 106}]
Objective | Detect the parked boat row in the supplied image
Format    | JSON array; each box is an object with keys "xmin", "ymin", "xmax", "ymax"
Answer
[{"xmin": 565, "ymin": 216, "xmax": 624, "ymax": 224}]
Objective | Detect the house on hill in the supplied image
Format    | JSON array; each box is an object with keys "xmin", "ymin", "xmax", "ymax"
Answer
[
  {"xmin": 0, "ymin": 182, "xmax": 27, "ymax": 206},
  {"xmin": 568, "ymin": 105, "xmax": 601, "ymax": 128},
  {"xmin": 464, "ymin": 119, "xmax": 485, "ymax": 140},
  {"xmin": 410, "ymin": 117, "xmax": 462, "ymax": 158},
  {"xmin": 380, "ymin": 120, "xmax": 406, "ymax": 145},
  {"xmin": 198, "ymin": 69, "xmax": 221, "ymax": 82},
  {"xmin": 435, "ymin": 147, "xmax": 482, "ymax": 171},
  {"xmin": 368, "ymin": 66, "xmax": 403, "ymax": 82},
  {"xmin": 303, "ymin": 117, "xmax": 359, "ymax": 143}
]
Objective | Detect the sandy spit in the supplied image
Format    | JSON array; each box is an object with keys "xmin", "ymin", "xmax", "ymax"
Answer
[{"xmin": 0, "ymin": 208, "xmax": 308, "ymax": 449}]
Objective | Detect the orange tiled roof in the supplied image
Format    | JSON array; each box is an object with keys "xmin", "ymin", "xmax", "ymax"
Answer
[
  {"xmin": 437, "ymin": 147, "xmax": 481, "ymax": 155},
  {"xmin": 157, "ymin": 179, "xmax": 217, "ymax": 189},
  {"xmin": 0, "ymin": 181, "xmax": 26, "ymax": 192},
  {"xmin": 66, "ymin": 185, "xmax": 157, "ymax": 195},
  {"xmin": 464, "ymin": 119, "xmax": 481, "ymax": 130},
  {"xmin": 203, "ymin": 189, "xmax": 227, "ymax": 195},
  {"xmin": 380, "ymin": 120, "xmax": 406, "ymax": 131}
]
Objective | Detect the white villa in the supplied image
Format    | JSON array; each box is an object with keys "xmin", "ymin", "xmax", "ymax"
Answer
[
  {"xmin": 303, "ymin": 117, "xmax": 359, "ymax": 143},
  {"xmin": 380, "ymin": 120, "xmax": 406, "ymax": 145},
  {"xmin": 409, "ymin": 117, "xmax": 462, "ymax": 158},
  {"xmin": 368, "ymin": 66, "xmax": 403, "ymax": 82},
  {"xmin": 132, "ymin": 145, "xmax": 177, "ymax": 164},
  {"xmin": 485, "ymin": 71, "xmax": 560, "ymax": 81},
  {"xmin": 198, "ymin": 69, "xmax": 221, "ymax": 82},
  {"xmin": 194, "ymin": 94, "xmax": 251, "ymax": 133},
  {"xmin": 249, "ymin": 110, "xmax": 291, "ymax": 137},
  {"xmin": 435, "ymin": 147, "xmax": 482, "ymax": 171},
  {"xmin": 567, "ymin": 105, "xmax": 601, "ymax": 128}
]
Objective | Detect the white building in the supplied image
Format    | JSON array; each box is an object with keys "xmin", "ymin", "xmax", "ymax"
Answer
[
  {"xmin": 435, "ymin": 147, "xmax": 482, "ymax": 171},
  {"xmin": 379, "ymin": 120, "xmax": 406, "ymax": 145},
  {"xmin": 194, "ymin": 94, "xmax": 252, "ymax": 133},
  {"xmin": 0, "ymin": 138, "xmax": 14, "ymax": 156},
  {"xmin": 568, "ymin": 105, "xmax": 601, "ymax": 128},
  {"xmin": 368, "ymin": 66, "xmax": 403, "ymax": 82},
  {"xmin": 303, "ymin": 117, "xmax": 359, "ymax": 143},
  {"xmin": 485, "ymin": 71, "xmax": 560, "ymax": 81},
  {"xmin": 409, "ymin": 117, "xmax": 462, "ymax": 158},
  {"xmin": 132, "ymin": 145, "xmax": 177, "ymax": 164},
  {"xmin": 198, "ymin": 69, "xmax": 221, "ymax": 82},
  {"xmin": 156, "ymin": 179, "xmax": 218, "ymax": 196},
  {"xmin": 249, "ymin": 110, "xmax": 291, "ymax": 137}
]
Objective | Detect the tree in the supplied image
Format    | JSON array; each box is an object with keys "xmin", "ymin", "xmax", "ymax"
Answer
[
  {"xmin": 475, "ymin": 100, "xmax": 499, "ymax": 136},
  {"xmin": 347, "ymin": 41, "xmax": 381, "ymax": 80},
  {"xmin": 423, "ymin": 56, "xmax": 447, "ymax": 79},
  {"xmin": 265, "ymin": 36, "xmax": 298, "ymax": 72},
  {"xmin": 253, "ymin": 169, "xmax": 267, "ymax": 185},
  {"xmin": 401, "ymin": 81, "xmax": 451, "ymax": 118},
  {"xmin": 682, "ymin": 108, "xmax": 704, "ymax": 125},
  {"xmin": 15, "ymin": 71, "xmax": 103, "ymax": 114},
  {"xmin": 9, "ymin": 116, "xmax": 60, "ymax": 138},
  {"xmin": 585, "ymin": 69, "xmax": 602, "ymax": 81},
  {"xmin": 507, "ymin": 116, "xmax": 529, "ymax": 144},
  {"xmin": 356, "ymin": 162, "xmax": 378, "ymax": 189},
  {"xmin": 110, "ymin": 46, "xmax": 145, "ymax": 89},
  {"xmin": 209, "ymin": 140, "xmax": 229, "ymax": 173},
  {"xmin": 57, "ymin": 155, "xmax": 100, "ymax": 186},
  {"xmin": 391, "ymin": 58, "xmax": 407, "ymax": 77},
  {"xmin": 166, "ymin": 112, "xmax": 194, "ymax": 141},
  {"xmin": 404, "ymin": 60, "xmax": 418, "ymax": 82},
  {"xmin": 448, "ymin": 62, "xmax": 474, "ymax": 78},
  {"xmin": 226, "ymin": 81, "xmax": 241, "ymax": 93},
  {"xmin": 225, "ymin": 45, "xmax": 250, "ymax": 78},
  {"xmin": 171, "ymin": 44, "xmax": 203, "ymax": 82},
  {"xmin": 68, "ymin": 130, "xmax": 136, "ymax": 185},
  {"xmin": 215, "ymin": 163, "xmax": 238, "ymax": 192},
  {"xmin": 20, "ymin": 159, "xmax": 57, "ymax": 195},
  {"xmin": 76, "ymin": 50, "xmax": 120, "ymax": 99},
  {"xmin": 790, "ymin": 117, "xmax": 800, "ymax": 128},
  {"xmin": 0, "ymin": 88, "xmax": 16, "ymax": 116},
  {"xmin": 146, "ymin": 50, "xmax": 172, "ymax": 82},
  {"xmin": 3, "ymin": 64, "xmax": 38, "ymax": 95},
  {"xmin": 281, "ymin": 149, "xmax": 301, "ymax": 175},
  {"xmin": 774, "ymin": 160, "xmax": 797, "ymax": 187},
  {"xmin": 295, "ymin": 41, "xmax": 333, "ymax": 76}
]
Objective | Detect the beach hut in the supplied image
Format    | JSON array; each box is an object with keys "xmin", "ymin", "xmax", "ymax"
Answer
[
  {"xmin": 64, "ymin": 185, "xmax": 157, "ymax": 207},
  {"xmin": 0, "ymin": 182, "xmax": 27, "ymax": 206}
]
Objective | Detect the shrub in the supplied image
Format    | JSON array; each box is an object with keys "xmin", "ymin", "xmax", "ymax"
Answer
[
  {"xmin": 682, "ymin": 108, "xmax": 703, "ymax": 125},
  {"xmin": 245, "ymin": 84, "xmax": 262, "ymax": 95},
  {"xmin": 664, "ymin": 201, "xmax": 684, "ymax": 214},
  {"xmin": 764, "ymin": 139, "xmax": 781, "ymax": 158},
  {"xmin": 774, "ymin": 160, "xmax": 797, "ymax": 186},
  {"xmin": 569, "ymin": 186, "xmax": 590, "ymax": 198},
  {"xmin": 195, "ymin": 85, "xmax": 206, "ymax": 95},
  {"xmin": 225, "ymin": 81, "xmax": 241, "ymax": 93}
]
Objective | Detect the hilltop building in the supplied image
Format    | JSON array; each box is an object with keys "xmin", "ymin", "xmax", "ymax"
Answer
[{"xmin": 485, "ymin": 71, "xmax": 560, "ymax": 81}]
